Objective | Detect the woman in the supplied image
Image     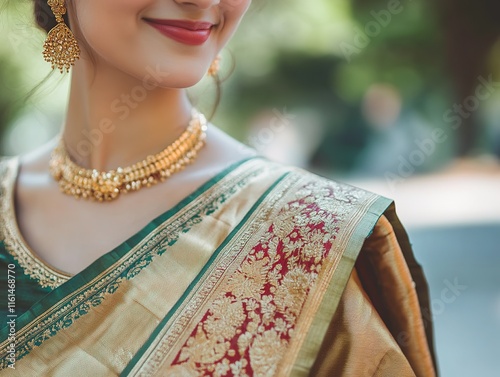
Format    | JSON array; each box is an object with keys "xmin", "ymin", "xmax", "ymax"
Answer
[{"xmin": 0, "ymin": 0, "xmax": 437, "ymax": 376}]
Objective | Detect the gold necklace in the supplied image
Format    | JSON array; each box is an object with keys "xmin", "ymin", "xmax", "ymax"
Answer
[{"xmin": 49, "ymin": 109, "xmax": 207, "ymax": 202}]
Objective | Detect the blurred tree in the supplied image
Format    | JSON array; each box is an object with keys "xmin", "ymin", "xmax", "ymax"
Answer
[
  {"xmin": 1, "ymin": 0, "xmax": 497, "ymax": 169},
  {"xmin": 0, "ymin": 56, "xmax": 23, "ymax": 141},
  {"xmin": 221, "ymin": 0, "xmax": 451, "ymax": 173},
  {"xmin": 435, "ymin": 0, "xmax": 500, "ymax": 157},
  {"xmin": 0, "ymin": 1, "xmax": 36, "ymax": 148}
]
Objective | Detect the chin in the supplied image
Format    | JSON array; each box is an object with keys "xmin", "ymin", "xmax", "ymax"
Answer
[
  {"xmin": 128, "ymin": 59, "xmax": 210, "ymax": 89},
  {"xmin": 161, "ymin": 74, "xmax": 207, "ymax": 89}
]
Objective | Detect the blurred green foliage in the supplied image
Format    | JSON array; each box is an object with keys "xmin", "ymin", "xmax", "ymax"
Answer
[
  {"xmin": 215, "ymin": 0, "xmax": 452, "ymax": 172},
  {"xmin": 0, "ymin": 55, "xmax": 23, "ymax": 137},
  {"xmin": 0, "ymin": 0, "xmax": 498, "ymax": 171},
  {"xmin": 0, "ymin": 0, "xmax": 29, "ymax": 140}
]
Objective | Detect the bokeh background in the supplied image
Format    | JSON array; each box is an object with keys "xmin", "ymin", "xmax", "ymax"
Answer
[{"xmin": 1, "ymin": 0, "xmax": 499, "ymax": 375}]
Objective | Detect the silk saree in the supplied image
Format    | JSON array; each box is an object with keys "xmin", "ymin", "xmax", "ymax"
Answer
[{"xmin": 0, "ymin": 155, "xmax": 437, "ymax": 376}]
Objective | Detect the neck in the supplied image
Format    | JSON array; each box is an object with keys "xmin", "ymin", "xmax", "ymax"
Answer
[{"xmin": 62, "ymin": 60, "xmax": 193, "ymax": 171}]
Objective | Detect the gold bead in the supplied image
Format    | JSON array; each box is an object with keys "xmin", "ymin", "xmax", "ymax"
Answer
[{"xmin": 48, "ymin": 110, "xmax": 207, "ymax": 202}]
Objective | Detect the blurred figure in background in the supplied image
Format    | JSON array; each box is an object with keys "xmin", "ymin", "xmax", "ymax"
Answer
[{"xmin": 356, "ymin": 83, "xmax": 433, "ymax": 177}]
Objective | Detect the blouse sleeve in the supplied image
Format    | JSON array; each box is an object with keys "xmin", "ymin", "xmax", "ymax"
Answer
[{"xmin": 310, "ymin": 212, "xmax": 437, "ymax": 377}]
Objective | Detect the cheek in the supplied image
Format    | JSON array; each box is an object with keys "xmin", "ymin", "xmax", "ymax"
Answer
[
  {"xmin": 73, "ymin": 0, "xmax": 147, "ymax": 58},
  {"xmin": 224, "ymin": 0, "xmax": 252, "ymax": 14},
  {"xmin": 70, "ymin": 0, "xmax": 251, "ymax": 87},
  {"xmin": 220, "ymin": 0, "xmax": 252, "ymax": 41}
]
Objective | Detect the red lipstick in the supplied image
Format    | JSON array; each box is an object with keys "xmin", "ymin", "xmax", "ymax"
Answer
[{"xmin": 144, "ymin": 18, "xmax": 214, "ymax": 46}]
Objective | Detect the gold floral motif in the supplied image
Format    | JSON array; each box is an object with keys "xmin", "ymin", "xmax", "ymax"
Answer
[
  {"xmin": 229, "ymin": 359, "xmax": 249, "ymax": 377},
  {"xmin": 224, "ymin": 257, "xmax": 271, "ymax": 301},
  {"xmin": 178, "ymin": 324, "xmax": 230, "ymax": 365},
  {"xmin": 146, "ymin": 172, "xmax": 374, "ymax": 376},
  {"xmin": 300, "ymin": 229, "xmax": 332, "ymax": 264},
  {"xmin": 274, "ymin": 268, "xmax": 314, "ymax": 319},
  {"xmin": 249, "ymin": 329, "xmax": 286, "ymax": 377},
  {"xmin": 204, "ymin": 297, "xmax": 245, "ymax": 340}
]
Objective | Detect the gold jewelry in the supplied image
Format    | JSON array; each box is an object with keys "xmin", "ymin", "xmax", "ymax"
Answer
[
  {"xmin": 49, "ymin": 109, "xmax": 208, "ymax": 202},
  {"xmin": 42, "ymin": 0, "xmax": 81, "ymax": 72},
  {"xmin": 208, "ymin": 55, "xmax": 221, "ymax": 77}
]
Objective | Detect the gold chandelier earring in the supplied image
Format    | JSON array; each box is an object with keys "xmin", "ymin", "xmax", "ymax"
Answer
[
  {"xmin": 42, "ymin": 0, "xmax": 81, "ymax": 73},
  {"xmin": 207, "ymin": 55, "xmax": 222, "ymax": 77}
]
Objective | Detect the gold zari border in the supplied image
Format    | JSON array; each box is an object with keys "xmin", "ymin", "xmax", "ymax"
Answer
[
  {"xmin": 0, "ymin": 157, "xmax": 70, "ymax": 289},
  {"xmin": 126, "ymin": 169, "xmax": 379, "ymax": 376}
]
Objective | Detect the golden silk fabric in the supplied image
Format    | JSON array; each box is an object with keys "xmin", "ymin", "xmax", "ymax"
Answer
[{"xmin": 0, "ymin": 156, "xmax": 436, "ymax": 376}]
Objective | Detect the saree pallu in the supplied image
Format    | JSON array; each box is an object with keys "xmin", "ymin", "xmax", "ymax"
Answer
[{"xmin": 0, "ymin": 156, "xmax": 437, "ymax": 376}]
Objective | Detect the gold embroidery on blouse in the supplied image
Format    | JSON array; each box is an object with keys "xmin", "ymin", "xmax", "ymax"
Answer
[
  {"xmin": 131, "ymin": 171, "xmax": 379, "ymax": 377},
  {"xmin": 0, "ymin": 157, "xmax": 71, "ymax": 289}
]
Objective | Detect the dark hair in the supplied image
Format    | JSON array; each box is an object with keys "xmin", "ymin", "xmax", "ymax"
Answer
[{"xmin": 34, "ymin": 0, "xmax": 70, "ymax": 33}]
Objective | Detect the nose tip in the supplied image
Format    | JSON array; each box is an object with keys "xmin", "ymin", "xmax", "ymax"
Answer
[{"xmin": 174, "ymin": 0, "xmax": 221, "ymax": 10}]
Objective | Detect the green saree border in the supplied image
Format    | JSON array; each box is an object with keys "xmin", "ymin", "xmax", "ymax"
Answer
[
  {"xmin": 289, "ymin": 195, "xmax": 393, "ymax": 376},
  {"xmin": 121, "ymin": 172, "xmax": 291, "ymax": 376},
  {"xmin": 2, "ymin": 155, "xmax": 260, "ymax": 327},
  {"xmin": 0, "ymin": 155, "xmax": 270, "ymax": 367},
  {"xmin": 122, "ymin": 172, "xmax": 388, "ymax": 377},
  {"xmin": 7, "ymin": 155, "xmax": 262, "ymax": 289}
]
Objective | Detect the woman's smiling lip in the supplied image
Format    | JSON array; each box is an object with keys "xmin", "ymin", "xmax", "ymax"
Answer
[{"xmin": 144, "ymin": 18, "xmax": 215, "ymax": 46}]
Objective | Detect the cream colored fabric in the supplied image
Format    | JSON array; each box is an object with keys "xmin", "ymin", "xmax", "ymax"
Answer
[
  {"xmin": 0, "ymin": 156, "xmax": 437, "ymax": 376},
  {"xmin": 0, "ymin": 158, "xmax": 284, "ymax": 376}
]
